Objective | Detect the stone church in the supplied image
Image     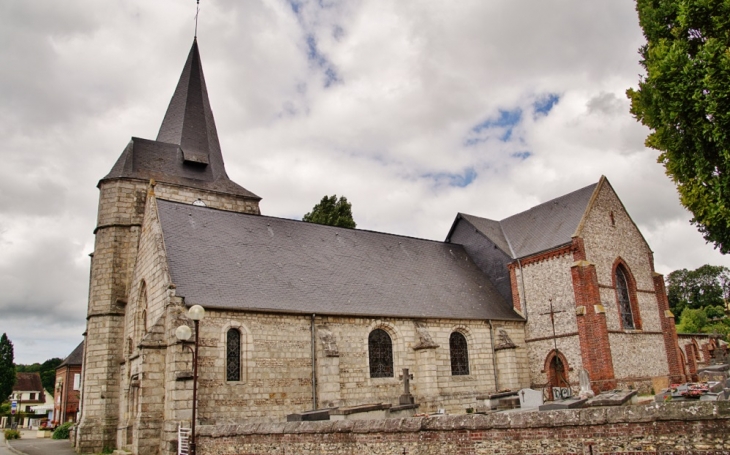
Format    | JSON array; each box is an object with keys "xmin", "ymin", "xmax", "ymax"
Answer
[{"xmin": 76, "ymin": 39, "xmax": 688, "ymax": 454}]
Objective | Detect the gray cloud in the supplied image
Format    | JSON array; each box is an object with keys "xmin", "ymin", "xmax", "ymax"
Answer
[{"xmin": 1, "ymin": 0, "xmax": 727, "ymax": 363}]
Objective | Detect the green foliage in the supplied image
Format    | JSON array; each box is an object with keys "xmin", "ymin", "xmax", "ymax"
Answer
[
  {"xmin": 0, "ymin": 333, "xmax": 15, "ymax": 402},
  {"xmin": 4, "ymin": 429, "xmax": 20, "ymax": 440},
  {"xmin": 676, "ymin": 307, "xmax": 708, "ymax": 333},
  {"xmin": 627, "ymin": 0, "xmax": 730, "ymax": 253},
  {"xmin": 16, "ymin": 357, "xmax": 63, "ymax": 394},
  {"xmin": 666, "ymin": 264, "xmax": 730, "ymax": 319},
  {"xmin": 52, "ymin": 421, "xmax": 74, "ymax": 439},
  {"xmin": 101, "ymin": 447, "xmax": 115, "ymax": 454},
  {"xmin": 0, "ymin": 403, "xmax": 9, "ymax": 414},
  {"xmin": 302, "ymin": 195, "xmax": 357, "ymax": 229}
]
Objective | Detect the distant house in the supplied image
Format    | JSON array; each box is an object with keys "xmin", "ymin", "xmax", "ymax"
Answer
[
  {"xmin": 54, "ymin": 341, "xmax": 84, "ymax": 424},
  {"xmin": 12, "ymin": 372, "xmax": 47, "ymax": 413}
]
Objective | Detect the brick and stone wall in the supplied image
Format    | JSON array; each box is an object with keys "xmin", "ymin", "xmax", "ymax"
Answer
[
  {"xmin": 196, "ymin": 401, "xmax": 730, "ymax": 455},
  {"xmin": 580, "ymin": 182, "xmax": 681, "ymax": 385},
  {"xmin": 513, "ymin": 251, "xmax": 585, "ymax": 387}
]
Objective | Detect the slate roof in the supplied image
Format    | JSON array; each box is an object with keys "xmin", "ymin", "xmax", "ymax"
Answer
[
  {"xmin": 13, "ymin": 372, "xmax": 43, "ymax": 392},
  {"xmin": 157, "ymin": 199, "xmax": 523, "ymax": 321},
  {"xmin": 58, "ymin": 341, "xmax": 84, "ymax": 368},
  {"xmin": 456, "ymin": 181, "xmax": 598, "ymax": 259},
  {"xmin": 101, "ymin": 39, "xmax": 259, "ymax": 200}
]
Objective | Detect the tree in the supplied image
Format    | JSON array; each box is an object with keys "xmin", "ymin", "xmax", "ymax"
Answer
[
  {"xmin": 302, "ymin": 195, "xmax": 356, "ymax": 229},
  {"xmin": 0, "ymin": 333, "xmax": 15, "ymax": 402},
  {"xmin": 666, "ymin": 264, "xmax": 730, "ymax": 319},
  {"xmin": 627, "ymin": 0, "xmax": 730, "ymax": 253}
]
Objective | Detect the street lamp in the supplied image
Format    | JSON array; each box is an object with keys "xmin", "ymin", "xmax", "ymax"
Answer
[{"xmin": 175, "ymin": 304, "xmax": 205, "ymax": 455}]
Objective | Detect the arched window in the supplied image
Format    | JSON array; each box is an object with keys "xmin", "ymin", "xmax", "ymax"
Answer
[
  {"xmin": 368, "ymin": 329, "xmax": 393, "ymax": 378},
  {"xmin": 226, "ymin": 328, "xmax": 241, "ymax": 382},
  {"xmin": 450, "ymin": 332, "xmax": 469, "ymax": 375},
  {"xmin": 615, "ymin": 265, "xmax": 635, "ymax": 329}
]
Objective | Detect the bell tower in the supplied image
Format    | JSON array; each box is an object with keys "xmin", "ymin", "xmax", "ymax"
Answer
[{"xmin": 76, "ymin": 38, "xmax": 260, "ymax": 453}]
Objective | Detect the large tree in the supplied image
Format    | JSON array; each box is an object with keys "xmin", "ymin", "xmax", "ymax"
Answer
[
  {"xmin": 0, "ymin": 333, "xmax": 15, "ymax": 401},
  {"xmin": 302, "ymin": 195, "xmax": 356, "ymax": 229},
  {"xmin": 627, "ymin": 0, "xmax": 730, "ymax": 253},
  {"xmin": 666, "ymin": 264, "xmax": 730, "ymax": 318}
]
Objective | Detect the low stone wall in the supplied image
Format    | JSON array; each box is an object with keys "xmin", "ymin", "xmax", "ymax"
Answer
[{"xmin": 197, "ymin": 401, "xmax": 730, "ymax": 455}]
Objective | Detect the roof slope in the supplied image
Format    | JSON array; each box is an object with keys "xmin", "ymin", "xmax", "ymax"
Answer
[
  {"xmin": 58, "ymin": 341, "xmax": 84, "ymax": 368},
  {"xmin": 456, "ymin": 181, "xmax": 598, "ymax": 259},
  {"xmin": 157, "ymin": 199, "xmax": 522, "ymax": 321},
  {"xmin": 102, "ymin": 39, "xmax": 259, "ymax": 199},
  {"xmin": 14, "ymin": 372, "xmax": 43, "ymax": 392}
]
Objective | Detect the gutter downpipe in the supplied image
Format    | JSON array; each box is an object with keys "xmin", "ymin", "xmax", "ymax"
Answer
[
  {"xmin": 488, "ymin": 320, "xmax": 500, "ymax": 392},
  {"xmin": 517, "ymin": 258, "xmax": 528, "ymax": 321},
  {"xmin": 311, "ymin": 314, "xmax": 317, "ymax": 410}
]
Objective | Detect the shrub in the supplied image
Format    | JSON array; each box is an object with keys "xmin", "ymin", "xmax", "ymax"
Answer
[
  {"xmin": 52, "ymin": 422, "xmax": 74, "ymax": 439},
  {"xmin": 3, "ymin": 429, "xmax": 20, "ymax": 439}
]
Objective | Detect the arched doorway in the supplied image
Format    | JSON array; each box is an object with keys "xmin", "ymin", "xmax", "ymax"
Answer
[{"xmin": 544, "ymin": 350, "xmax": 569, "ymax": 400}]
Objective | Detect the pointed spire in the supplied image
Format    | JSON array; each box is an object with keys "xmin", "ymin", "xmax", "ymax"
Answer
[{"xmin": 157, "ymin": 38, "xmax": 227, "ymax": 180}]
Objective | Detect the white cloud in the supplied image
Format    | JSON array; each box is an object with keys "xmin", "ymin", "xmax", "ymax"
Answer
[{"xmin": 0, "ymin": 0, "xmax": 727, "ymax": 363}]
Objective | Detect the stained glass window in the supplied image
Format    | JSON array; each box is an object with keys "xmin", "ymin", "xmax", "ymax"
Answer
[
  {"xmin": 368, "ymin": 329, "xmax": 393, "ymax": 378},
  {"xmin": 615, "ymin": 266, "xmax": 635, "ymax": 329},
  {"xmin": 450, "ymin": 332, "xmax": 469, "ymax": 375},
  {"xmin": 226, "ymin": 328, "xmax": 241, "ymax": 381}
]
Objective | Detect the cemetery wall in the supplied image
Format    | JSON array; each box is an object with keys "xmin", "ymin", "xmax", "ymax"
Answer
[{"xmin": 196, "ymin": 401, "xmax": 730, "ymax": 455}]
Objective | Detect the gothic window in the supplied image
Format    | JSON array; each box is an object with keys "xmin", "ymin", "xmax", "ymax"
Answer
[
  {"xmin": 226, "ymin": 328, "xmax": 241, "ymax": 382},
  {"xmin": 368, "ymin": 329, "xmax": 393, "ymax": 378},
  {"xmin": 615, "ymin": 265, "xmax": 635, "ymax": 329},
  {"xmin": 450, "ymin": 332, "xmax": 469, "ymax": 375}
]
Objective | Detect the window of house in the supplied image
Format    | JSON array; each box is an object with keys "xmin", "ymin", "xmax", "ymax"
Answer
[
  {"xmin": 450, "ymin": 332, "xmax": 469, "ymax": 375},
  {"xmin": 368, "ymin": 329, "xmax": 393, "ymax": 378},
  {"xmin": 29, "ymin": 393, "xmax": 35, "ymax": 400},
  {"xmin": 73, "ymin": 373, "xmax": 81, "ymax": 391},
  {"xmin": 615, "ymin": 266, "xmax": 635, "ymax": 329},
  {"xmin": 226, "ymin": 328, "xmax": 241, "ymax": 381}
]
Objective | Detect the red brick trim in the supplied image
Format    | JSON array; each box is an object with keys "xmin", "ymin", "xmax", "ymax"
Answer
[
  {"xmin": 571, "ymin": 260, "xmax": 616, "ymax": 393},
  {"xmin": 685, "ymin": 343, "xmax": 698, "ymax": 381},
  {"xmin": 652, "ymin": 272, "xmax": 685, "ymax": 383},
  {"xmin": 507, "ymin": 245, "xmax": 572, "ymax": 270},
  {"xmin": 571, "ymin": 237, "xmax": 586, "ymax": 261},
  {"xmin": 611, "ymin": 258, "xmax": 643, "ymax": 330}
]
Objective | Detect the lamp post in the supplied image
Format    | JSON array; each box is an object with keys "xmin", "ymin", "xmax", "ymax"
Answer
[{"xmin": 175, "ymin": 304, "xmax": 205, "ymax": 455}]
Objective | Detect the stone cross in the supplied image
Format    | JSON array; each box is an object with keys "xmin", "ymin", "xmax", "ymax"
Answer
[
  {"xmin": 540, "ymin": 298, "xmax": 565, "ymax": 354},
  {"xmin": 399, "ymin": 368, "xmax": 415, "ymax": 405}
]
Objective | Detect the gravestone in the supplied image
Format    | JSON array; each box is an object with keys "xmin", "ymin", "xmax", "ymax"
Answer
[
  {"xmin": 585, "ymin": 390, "xmax": 637, "ymax": 407},
  {"xmin": 518, "ymin": 388, "xmax": 543, "ymax": 409},
  {"xmin": 578, "ymin": 369, "xmax": 595, "ymax": 399}
]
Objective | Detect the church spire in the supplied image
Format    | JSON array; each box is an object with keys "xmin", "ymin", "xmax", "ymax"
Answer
[{"xmin": 156, "ymin": 38, "xmax": 227, "ymax": 179}]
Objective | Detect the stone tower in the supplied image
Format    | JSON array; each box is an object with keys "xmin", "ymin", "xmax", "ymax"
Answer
[{"xmin": 76, "ymin": 38, "xmax": 260, "ymax": 453}]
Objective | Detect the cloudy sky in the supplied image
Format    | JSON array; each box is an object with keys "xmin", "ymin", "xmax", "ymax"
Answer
[{"xmin": 1, "ymin": 0, "xmax": 728, "ymax": 364}]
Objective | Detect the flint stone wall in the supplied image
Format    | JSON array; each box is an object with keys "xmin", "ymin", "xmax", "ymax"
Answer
[{"xmin": 197, "ymin": 401, "xmax": 730, "ymax": 455}]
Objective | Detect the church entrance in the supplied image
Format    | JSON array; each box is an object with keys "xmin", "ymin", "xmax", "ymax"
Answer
[{"xmin": 545, "ymin": 350, "xmax": 569, "ymax": 400}]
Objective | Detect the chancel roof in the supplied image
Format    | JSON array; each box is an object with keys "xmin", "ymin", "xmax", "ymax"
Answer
[
  {"xmin": 157, "ymin": 199, "xmax": 522, "ymax": 321},
  {"xmin": 102, "ymin": 39, "xmax": 259, "ymax": 200},
  {"xmin": 456, "ymin": 181, "xmax": 599, "ymax": 259}
]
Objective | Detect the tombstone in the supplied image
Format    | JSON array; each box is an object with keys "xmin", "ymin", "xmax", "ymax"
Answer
[
  {"xmin": 578, "ymin": 369, "xmax": 595, "ymax": 399},
  {"xmin": 399, "ymin": 368, "xmax": 415, "ymax": 405},
  {"xmin": 518, "ymin": 388, "xmax": 543, "ymax": 409}
]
